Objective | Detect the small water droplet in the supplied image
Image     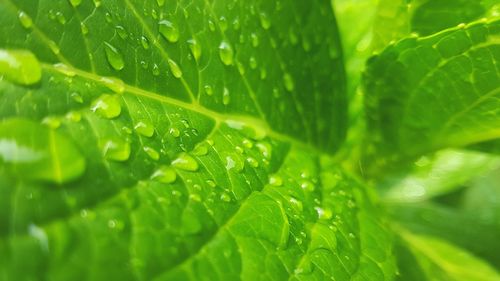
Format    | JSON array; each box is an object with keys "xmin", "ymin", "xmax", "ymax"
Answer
[
  {"xmin": 219, "ymin": 16, "xmax": 228, "ymax": 31},
  {"xmin": 171, "ymin": 152, "xmax": 199, "ymax": 171},
  {"xmin": 251, "ymin": 33, "xmax": 259, "ymax": 47},
  {"xmin": 65, "ymin": 111, "xmax": 82, "ymax": 122},
  {"xmin": 259, "ymin": 12, "xmax": 271, "ymax": 29},
  {"xmin": 151, "ymin": 165, "xmax": 177, "ymax": 183},
  {"xmin": 152, "ymin": 64, "xmax": 160, "ymax": 76},
  {"xmin": 54, "ymin": 63, "xmax": 76, "ymax": 77},
  {"xmin": 169, "ymin": 127, "xmax": 180, "ymax": 137},
  {"xmin": 187, "ymin": 38, "xmax": 201, "ymax": 61},
  {"xmin": 167, "ymin": 59, "xmax": 182, "ymax": 78},
  {"xmin": 249, "ymin": 57, "xmax": 257, "ymax": 69},
  {"xmin": 71, "ymin": 92, "xmax": 83, "ymax": 103},
  {"xmin": 218, "ymin": 40, "xmax": 234, "ymax": 66},
  {"xmin": 300, "ymin": 180, "xmax": 314, "ymax": 192},
  {"xmin": 104, "ymin": 42, "xmax": 124, "ymax": 70},
  {"xmin": 91, "ymin": 94, "xmax": 121, "ymax": 119},
  {"xmin": 140, "ymin": 36, "xmax": 150, "ymax": 49},
  {"xmin": 102, "ymin": 138, "xmax": 130, "ymax": 162},
  {"xmin": 315, "ymin": 207, "xmax": 332, "ymax": 220},
  {"xmin": 224, "ymin": 153, "xmax": 244, "ymax": 172},
  {"xmin": 269, "ymin": 175, "xmax": 283, "ymax": 186},
  {"xmin": 246, "ymin": 157, "xmax": 259, "ymax": 168},
  {"xmin": 283, "ymin": 73, "xmax": 294, "ymax": 92},
  {"xmin": 232, "ymin": 18, "xmax": 241, "ymax": 30},
  {"xmin": 208, "ymin": 19, "xmax": 216, "ymax": 31},
  {"xmin": 18, "ymin": 11, "xmax": 33, "ymax": 29},
  {"xmin": 134, "ymin": 121, "xmax": 154, "ymax": 137},
  {"xmin": 192, "ymin": 143, "xmax": 208, "ymax": 156},
  {"xmin": 56, "ymin": 12, "xmax": 66, "ymax": 25},
  {"xmin": 220, "ymin": 192, "xmax": 232, "ymax": 202},
  {"xmin": 242, "ymin": 139, "xmax": 253, "ymax": 148},
  {"xmin": 116, "ymin": 25, "xmax": 128, "ymax": 39},
  {"xmin": 144, "ymin": 146, "xmax": 160, "ymax": 160},
  {"xmin": 222, "ymin": 87, "xmax": 230, "ymax": 105},
  {"xmin": 159, "ymin": 20, "xmax": 179, "ymax": 43},
  {"xmin": 204, "ymin": 85, "xmax": 213, "ymax": 96},
  {"xmin": 69, "ymin": 0, "xmax": 82, "ymax": 7},
  {"xmin": 0, "ymin": 49, "xmax": 41, "ymax": 85},
  {"xmin": 100, "ymin": 76, "xmax": 125, "ymax": 93},
  {"xmin": 156, "ymin": 0, "xmax": 165, "ymax": 7}
]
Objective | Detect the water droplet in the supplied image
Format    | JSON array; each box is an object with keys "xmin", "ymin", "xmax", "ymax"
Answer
[
  {"xmin": 56, "ymin": 12, "xmax": 66, "ymax": 25},
  {"xmin": 18, "ymin": 11, "xmax": 33, "ymax": 29},
  {"xmin": 222, "ymin": 87, "xmax": 230, "ymax": 105},
  {"xmin": 151, "ymin": 165, "xmax": 176, "ymax": 183},
  {"xmin": 269, "ymin": 175, "xmax": 283, "ymax": 186},
  {"xmin": 187, "ymin": 38, "xmax": 201, "ymax": 61},
  {"xmin": 246, "ymin": 157, "xmax": 259, "ymax": 168},
  {"xmin": 104, "ymin": 42, "xmax": 124, "ymax": 70},
  {"xmin": 256, "ymin": 142, "xmax": 271, "ymax": 159},
  {"xmin": 169, "ymin": 127, "xmax": 180, "ymax": 137},
  {"xmin": 457, "ymin": 23, "xmax": 466, "ymax": 28},
  {"xmin": 171, "ymin": 152, "xmax": 198, "ymax": 171},
  {"xmin": 0, "ymin": 118, "xmax": 86, "ymax": 184},
  {"xmin": 218, "ymin": 40, "xmax": 234, "ymax": 66},
  {"xmin": 69, "ymin": 0, "xmax": 82, "ymax": 7},
  {"xmin": 192, "ymin": 143, "xmax": 208, "ymax": 156},
  {"xmin": 71, "ymin": 92, "xmax": 83, "ymax": 103},
  {"xmin": 220, "ymin": 192, "xmax": 232, "ymax": 202},
  {"xmin": 159, "ymin": 20, "xmax": 179, "ymax": 43},
  {"xmin": 204, "ymin": 85, "xmax": 213, "ymax": 96},
  {"xmin": 300, "ymin": 180, "xmax": 314, "ymax": 192},
  {"xmin": 134, "ymin": 121, "xmax": 154, "ymax": 137},
  {"xmin": 224, "ymin": 153, "xmax": 244, "ymax": 172},
  {"xmin": 41, "ymin": 116, "xmax": 61, "ymax": 129},
  {"xmin": 249, "ymin": 57, "xmax": 257, "ymax": 69},
  {"xmin": 208, "ymin": 19, "xmax": 216, "ymax": 31},
  {"xmin": 116, "ymin": 25, "xmax": 128, "ymax": 39},
  {"xmin": 219, "ymin": 16, "xmax": 228, "ymax": 31},
  {"xmin": 102, "ymin": 138, "xmax": 130, "ymax": 161},
  {"xmin": 315, "ymin": 207, "xmax": 332, "ymax": 220},
  {"xmin": 283, "ymin": 73, "xmax": 294, "ymax": 92},
  {"xmin": 105, "ymin": 12, "xmax": 112, "ymax": 23},
  {"xmin": 140, "ymin": 36, "xmax": 150, "ymax": 49},
  {"xmin": 259, "ymin": 12, "xmax": 271, "ymax": 29},
  {"xmin": 100, "ymin": 76, "xmax": 125, "ymax": 93},
  {"xmin": 251, "ymin": 33, "xmax": 259, "ymax": 47},
  {"xmin": 144, "ymin": 146, "xmax": 160, "ymax": 160},
  {"xmin": 289, "ymin": 28, "xmax": 298, "ymax": 45},
  {"xmin": 54, "ymin": 63, "xmax": 76, "ymax": 77},
  {"xmin": 167, "ymin": 59, "xmax": 182, "ymax": 78},
  {"xmin": 237, "ymin": 62, "xmax": 245, "ymax": 75},
  {"xmin": 156, "ymin": 0, "xmax": 165, "ymax": 7},
  {"xmin": 91, "ymin": 94, "xmax": 121, "ymax": 119},
  {"xmin": 242, "ymin": 139, "xmax": 253, "ymax": 148},
  {"xmin": 152, "ymin": 64, "xmax": 160, "ymax": 76},
  {"xmin": 289, "ymin": 197, "xmax": 303, "ymax": 212},
  {"xmin": 0, "ymin": 49, "xmax": 41, "ymax": 85},
  {"xmin": 232, "ymin": 18, "xmax": 241, "ymax": 30},
  {"xmin": 65, "ymin": 111, "xmax": 82, "ymax": 122}
]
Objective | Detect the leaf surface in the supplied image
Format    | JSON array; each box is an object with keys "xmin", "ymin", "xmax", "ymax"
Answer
[{"xmin": 0, "ymin": 0, "xmax": 395, "ymax": 280}]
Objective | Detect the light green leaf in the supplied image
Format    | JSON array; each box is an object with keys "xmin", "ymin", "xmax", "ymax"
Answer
[
  {"xmin": 378, "ymin": 149, "xmax": 500, "ymax": 202},
  {"xmin": 364, "ymin": 18, "xmax": 500, "ymax": 170},
  {"xmin": 0, "ymin": 0, "xmax": 396, "ymax": 280},
  {"xmin": 395, "ymin": 227, "xmax": 500, "ymax": 281}
]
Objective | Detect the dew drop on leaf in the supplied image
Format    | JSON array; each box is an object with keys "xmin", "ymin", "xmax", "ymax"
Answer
[
  {"xmin": 283, "ymin": 72, "xmax": 295, "ymax": 92},
  {"xmin": 218, "ymin": 40, "xmax": 234, "ymax": 66},
  {"xmin": 169, "ymin": 127, "xmax": 180, "ymax": 138},
  {"xmin": 222, "ymin": 87, "xmax": 231, "ymax": 105},
  {"xmin": 134, "ymin": 121, "xmax": 154, "ymax": 137},
  {"xmin": 42, "ymin": 116, "xmax": 62, "ymax": 129},
  {"xmin": 204, "ymin": 85, "xmax": 213, "ymax": 96},
  {"xmin": 171, "ymin": 152, "xmax": 199, "ymax": 171},
  {"xmin": 259, "ymin": 12, "xmax": 271, "ymax": 29},
  {"xmin": 18, "ymin": 11, "xmax": 32, "ymax": 29},
  {"xmin": 249, "ymin": 56, "xmax": 257, "ymax": 69},
  {"xmin": 0, "ymin": 49, "xmax": 41, "ymax": 85},
  {"xmin": 144, "ymin": 146, "xmax": 160, "ymax": 160},
  {"xmin": 151, "ymin": 165, "xmax": 177, "ymax": 183},
  {"xmin": 152, "ymin": 63, "xmax": 160, "ymax": 76},
  {"xmin": 69, "ymin": 0, "xmax": 82, "ymax": 7},
  {"xmin": 187, "ymin": 38, "xmax": 201, "ymax": 61},
  {"xmin": 156, "ymin": 0, "xmax": 165, "ymax": 7},
  {"xmin": 104, "ymin": 42, "xmax": 124, "ymax": 71},
  {"xmin": 220, "ymin": 192, "xmax": 232, "ymax": 202},
  {"xmin": 100, "ymin": 77, "xmax": 125, "ymax": 94},
  {"xmin": 116, "ymin": 25, "xmax": 128, "ymax": 39},
  {"xmin": 0, "ymin": 118, "xmax": 86, "ymax": 184},
  {"xmin": 91, "ymin": 94, "xmax": 121, "ymax": 119},
  {"xmin": 158, "ymin": 20, "xmax": 179, "ymax": 43},
  {"xmin": 102, "ymin": 138, "xmax": 130, "ymax": 162},
  {"xmin": 167, "ymin": 59, "xmax": 182, "ymax": 78},
  {"xmin": 246, "ymin": 157, "xmax": 259, "ymax": 168},
  {"xmin": 269, "ymin": 175, "xmax": 283, "ymax": 186},
  {"xmin": 140, "ymin": 36, "xmax": 150, "ymax": 49},
  {"xmin": 251, "ymin": 33, "xmax": 259, "ymax": 47}
]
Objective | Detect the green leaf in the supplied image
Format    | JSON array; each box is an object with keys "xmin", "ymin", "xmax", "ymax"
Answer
[
  {"xmin": 395, "ymin": 227, "xmax": 500, "ymax": 281},
  {"xmin": 377, "ymin": 149, "xmax": 500, "ymax": 202},
  {"xmin": 364, "ymin": 18, "xmax": 500, "ymax": 169},
  {"xmin": 0, "ymin": 0, "xmax": 396, "ymax": 280}
]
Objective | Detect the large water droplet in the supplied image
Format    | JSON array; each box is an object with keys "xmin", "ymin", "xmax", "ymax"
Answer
[
  {"xmin": 171, "ymin": 152, "xmax": 199, "ymax": 171},
  {"xmin": 102, "ymin": 138, "xmax": 130, "ymax": 161},
  {"xmin": 151, "ymin": 165, "xmax": 176, "ymax": 183},
  {"xmin": 0, "ymin": 118, "xmax": 86, "ymax": 184},
  {"xmin": 168, "ymin": 58, "xmax": 182, "ymax": 78},
  {"xmin": 159, "ymin": 20, "xmax": 179, "ymax": 43},
  {"xmin": 104, "ymin": 42, "xmax": 124, "ymax": 70},
  {"xmin": 134, "ymin": 121, "xmax": 154, "ymax": 137},
  {"xmin": 91, "ymin": 94, "xmax": 121, "ymax": 119},
  {"xmin": 18, "ymin": 11, "xmax": 33, "ymax": 29},
  {"xmin": 0, "ymin": 49, "xmax": 41, "ymax": 85},
  {"xmin": 218, "ymin": 41, "xmax": 234, "ymax": 66}
]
